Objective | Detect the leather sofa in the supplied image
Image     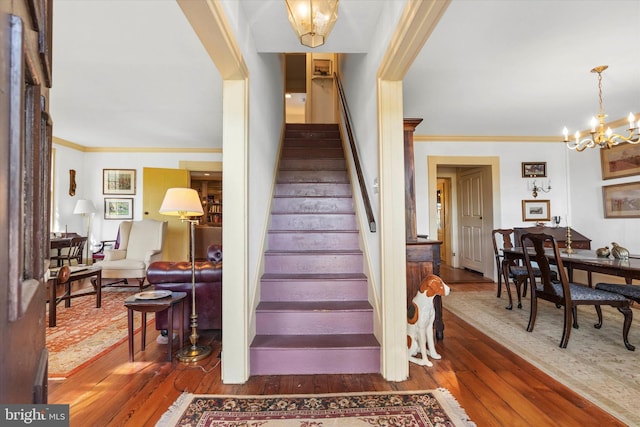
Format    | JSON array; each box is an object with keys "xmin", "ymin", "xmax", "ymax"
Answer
[{"xmin": 146, "ymin": 245, "xmax": 222, "ymax": 332}]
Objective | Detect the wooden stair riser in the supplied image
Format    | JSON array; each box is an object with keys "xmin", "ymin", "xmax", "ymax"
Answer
[
  {"xmin": 269, "ymin": 213, "xmax": 357, "ymax": 231},
  {"xmin": 267, "ymin": 231, "xmax": 360, "ymax": 251},
  {"xmin": 249, "ymin": 347, "xmax": 380, "ymax": 375},
  {"xmin": 282, "ymin": 147, "xmax": 344, "ymax": 158},
  {"xmin": 255, "ymin": 309, "xmax": 373, "ymax": 335},
  {"xmin": 264, "ymin": 252, "xmax": 363, "ymax": 274},
  {"xmin": 275, "ymin": 183, "xmax": 352, "ymax": 197},
  {"xmin": 271, "ymin": 197, "xmax": 354, "ymax": 214},
  {"xmin": 284, "ymin": 139, "xmax": 342, "ymax": 149},
  {"xmin": 260, "ymin": 278, "xmax": 368, "ymax": 302},
  {"xmin": 284, "ymin": 129, "xmax": 341, "ymax": 139},
  {"xmin": 277, "ymin": 170, "xmax": 349, "ymax": 183},
  {"xmin": 279, "ymin": 158, "xmax": 346, "ymax": 171}
]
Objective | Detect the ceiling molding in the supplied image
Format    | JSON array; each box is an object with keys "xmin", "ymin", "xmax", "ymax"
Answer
[
  {"xmin": 53, "ymin": 137, "xmax": 221, "ymax": 153},
  {"xmin": 378, "ymin": 0, "xmax": 451, "ymax": 80},
  {"xmin": 415, "ymin": 135, "xmax": 562, "ymax": 143}
]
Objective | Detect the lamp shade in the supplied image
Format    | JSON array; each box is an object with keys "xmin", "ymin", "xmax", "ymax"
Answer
[
  {"xmin": 285, "ymin": 0, "xmax": 339, "ymax": 48},
  {"xmin": 159, "ymin": 188, "xmax": 204, "ymax": 218},
  {"xmin": 73, "ymin": 199, "xmax": 96, "ymax": 215}
]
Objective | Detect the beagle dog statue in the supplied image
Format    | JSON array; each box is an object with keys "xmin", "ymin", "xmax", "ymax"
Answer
[{"xmin": 407, "ymin": 274, "xmax": 451, "ymax": 366}]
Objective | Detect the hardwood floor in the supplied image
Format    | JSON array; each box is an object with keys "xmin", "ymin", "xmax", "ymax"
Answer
[{"xmin": 48, "ymin": 282, "xmax": 625, "ymax": 427}]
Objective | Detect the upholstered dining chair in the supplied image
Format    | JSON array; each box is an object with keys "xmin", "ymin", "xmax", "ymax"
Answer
[
  {"xmin": 94, "ymin": 219, "xmax": 168, "ymax": 290},
  {"xmin": 492, "ymin": 229, "xmax": 533, "ymax": 310},
  {"xmin": 520, "ymin": 232, "xmax": 634, "ymax": 350}
]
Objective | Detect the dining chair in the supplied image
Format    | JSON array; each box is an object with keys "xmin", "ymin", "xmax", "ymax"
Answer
[
  {"xmin": 520, "ymin": 232, "xmax": 634, "ymax": 350},
  {"xmin": 492, "ymin": 229, "xmax": 531, "ymax": 310},
  {"xmin": 51, "ymin": 236, "xmax": 87, "ymax": 266}
]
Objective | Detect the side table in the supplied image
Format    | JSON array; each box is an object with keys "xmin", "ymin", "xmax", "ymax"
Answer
[{"xmin": 124, "ymin": 291, "xmax": 186, "ymax": 362}]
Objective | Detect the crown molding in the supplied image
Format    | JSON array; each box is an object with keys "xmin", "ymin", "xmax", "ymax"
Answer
[
  {"xmin": 53, "ymin": 136, "xmax": 222, "ymax": 153},
  {"xmin": 415, "ymin": 135, "xmax": 562, "ymax": 143}
]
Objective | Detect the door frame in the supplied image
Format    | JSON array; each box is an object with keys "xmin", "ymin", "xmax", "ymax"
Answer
[{"xmin": 428, "ymin": 156, "xmax": 500, "ymax": 279}]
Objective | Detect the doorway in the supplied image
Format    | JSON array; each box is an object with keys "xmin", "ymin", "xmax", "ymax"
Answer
[
  {"xmin": 430, "ymin": 157, "xmax": 499, "ymax": 281},
  {"xmin": 285, "ymin": 53, "xmax": 306, "ymax": 123}
]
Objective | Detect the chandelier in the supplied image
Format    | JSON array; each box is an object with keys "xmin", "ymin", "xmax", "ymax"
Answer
[
  {"xmin": 285, "ymin": 0, "xmax": 339, "ymax": 48},
  {"xmin": 562, "ymin": 65, "xmax": 639, "ymax": 151}
]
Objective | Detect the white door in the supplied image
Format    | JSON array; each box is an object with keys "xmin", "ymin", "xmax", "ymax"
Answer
[{"xmin": 459, "ymin": 168, "xmax": 485, "ymax": 272}]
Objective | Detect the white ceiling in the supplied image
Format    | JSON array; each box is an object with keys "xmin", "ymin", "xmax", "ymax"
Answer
[{"xmin": 51, "ymin": 0, "xmax": 640, "ymax": 149}]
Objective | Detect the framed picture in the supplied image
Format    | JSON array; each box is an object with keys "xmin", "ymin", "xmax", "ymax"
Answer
[
  {"xmin": 600, "ymin": 143, "xmax": 640, "ymax": 180},
  {"xmin": 602, "ymin": 181, "xmax": 640, "ymax": 218},
  {"xmin": 522, "ymin": 199, "xmax": 550, "ymax": 222},
  {"xmin": 104, "ymin": 198, "xmax": 133, "ymax": 220},
  {"xmin": 521, "ymin": 162, "xmax": 547, "ymax": 178},
  {"xmin": 103, "ymin": 169, "xmax": 136, "ymax": 195},
  {"xmin": 313, "ymin": 59, "xmax": 331, "ymax": 76}
]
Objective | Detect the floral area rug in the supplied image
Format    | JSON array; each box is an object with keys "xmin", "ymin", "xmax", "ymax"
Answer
[
  {"xmin": 156, "ymin": 390, "xmax": 476, "ymax": 427},
  {"xmin": 445, "ymin": 290, "xmax": 640, "ymax": 426},
  {"xmin": 46, "ymin": 286, "xmax": 152, "ymax": 378}
]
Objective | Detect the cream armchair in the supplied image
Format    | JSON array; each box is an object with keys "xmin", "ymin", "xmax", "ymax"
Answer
[{"xmin": 95, "ymin": 219, "xmax": 168, "ymax": 289}]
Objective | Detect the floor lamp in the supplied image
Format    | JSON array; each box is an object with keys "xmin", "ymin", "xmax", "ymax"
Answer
[
  {"xmin": 73, "ymin": 199, "xmax": 96, "ymax": 264},
  {"xmin": 159, "ymin": 187, "xmax": 212, "ymax": 363}
]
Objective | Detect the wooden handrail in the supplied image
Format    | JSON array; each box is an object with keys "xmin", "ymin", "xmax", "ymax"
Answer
[{"xmin": 334, "ymin": 73, "xmax": 376, "ymax": 232}]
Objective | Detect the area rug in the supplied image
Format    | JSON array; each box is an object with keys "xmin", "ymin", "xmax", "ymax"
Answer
[
  {"xmin": 156, "ymin": 390, "xmax": 476, "ymax": 426},
  {"xmin": 445, "ymin": 290, "xmax": 640, "ymax": 426},
  {"xmin": 46, "ymin": 286, "xmax": 152, "ymax": 378}
]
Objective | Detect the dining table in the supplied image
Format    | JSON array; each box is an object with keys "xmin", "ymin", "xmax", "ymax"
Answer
[{"xmin": 502, "ymin": 247, "xmax": 640, "ymax": 286}]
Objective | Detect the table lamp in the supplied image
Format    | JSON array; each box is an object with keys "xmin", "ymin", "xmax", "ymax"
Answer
[
  {"xmin": 159, "ymin": 187, "xmax": 211, "ymax": 362},
  {"xmin": 73, "ymin": 199, "xmax": 96, "ymax": 264}
]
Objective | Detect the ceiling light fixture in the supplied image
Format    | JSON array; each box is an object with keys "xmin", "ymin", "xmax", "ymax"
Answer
[
  {"xmin": 285, "ymin": 0, "xmax": 339, "ymax": 48},
  {"xmin": 563, "ymin": 65, "xmax": 639, "ymax": 151}
]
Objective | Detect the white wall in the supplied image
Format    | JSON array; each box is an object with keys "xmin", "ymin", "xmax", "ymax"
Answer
[
  {"xmin": 414, "ymin": 139, "xmax": 640, "ymax": 255},
  {"xmin": 220, "ymin": 0, "xmax": 284, "ymax": 317},
  {"xmin": 339, "ymin": 0, "xmax": 407, "ymax": 295},
  {"xmin": 51, "ymin": 144, "xmax": 221, "ymax": 252}
]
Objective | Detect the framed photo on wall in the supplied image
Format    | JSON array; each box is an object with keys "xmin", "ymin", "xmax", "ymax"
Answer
[
  {"xmin": 103, "ymin": 169, "xmax": 136, "ymax": 195},
  {"xmin": 600, "ymin": 143, "xmax": 640, "ymax": 180},
  {"xmin": 603, "ymin": 181, "xmax": 640, "ymax": 218},
  {"xmin": 521, "ymin": 162, "xmax": 547, "ymax": 178},
  {"xmin": 522, "ymin": 199, "xmax": 550, "ymax": 222},
  {"xmin": 104, "ymin": 198, "xmax": 133, "ymax": 220}
]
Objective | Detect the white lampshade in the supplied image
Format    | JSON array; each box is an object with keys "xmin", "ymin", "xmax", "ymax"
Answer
[
  {"xmin": 159, "ymin": 188, "xmax": 204, "ymax": 219},
  {"xmin": 73, "ymin": 199, "xmax": 96, "ymax": 215}
]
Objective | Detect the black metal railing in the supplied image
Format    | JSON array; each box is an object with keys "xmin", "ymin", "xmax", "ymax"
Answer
[{"xmin": 334, "ymin": 73, "xmax": 376, "ymax": 232}]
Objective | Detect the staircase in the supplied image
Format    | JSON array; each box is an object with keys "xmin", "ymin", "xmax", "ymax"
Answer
[{"xmin": 249, "ymin": 123, "xmax": 380, "ymax": 375}]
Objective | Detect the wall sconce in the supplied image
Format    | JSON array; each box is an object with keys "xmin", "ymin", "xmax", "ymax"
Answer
[{"xmin": 528, "ymin": 180, "xmax": 551, "ymax": 198}]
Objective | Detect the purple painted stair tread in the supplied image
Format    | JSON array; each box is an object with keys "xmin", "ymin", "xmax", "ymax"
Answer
[
  {"xmin": 251, "ymin": 334, "xmax": 379, "ymax": 348},
  {"xmin": 256, "ymin": 300, "xmax": 372, "ymax": 311},
  {"xmin": 261, "ymin": 272, "xmax": 366, "ymax": 280}
]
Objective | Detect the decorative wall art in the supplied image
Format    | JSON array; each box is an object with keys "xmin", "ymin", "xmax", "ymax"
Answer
[
  {"xmin": 104, "ymin": 198, "xmax": 133, "ymax": 220},
  {"xmin": 521, "ymin": 162, "xmax": 547, "ymax": 178},
  {"xmin": 600, "ymin": 143, "xmax": 640, "ymax": 180},
  {"xmin": 602, "ymin": 181, "xmax": 640, "ymax": 218},
  {"xmin": 103, "ymin": 169, "xmax": 136, "ymax": 195},
  {"xmin": 522, "ymin": 199, "xmax": 550, "ymax": 222}
]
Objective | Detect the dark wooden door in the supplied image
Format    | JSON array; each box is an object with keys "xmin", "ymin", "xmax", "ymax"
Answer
[{"xmin": 1, "ymin": 1, "xmax": 53, "ymax": 403}]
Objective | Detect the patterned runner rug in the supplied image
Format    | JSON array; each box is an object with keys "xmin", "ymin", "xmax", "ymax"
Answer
[
  {"xmin": 156, "ymin": 390, "xmax": 476, "ymax": 426},
  {"xmin": 46, "ymin": 286, "xmax": 150, "ymax": 378},
  {"xmin": 445, "ymin": 290, "xmax": 640, "ymax": 426}
]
